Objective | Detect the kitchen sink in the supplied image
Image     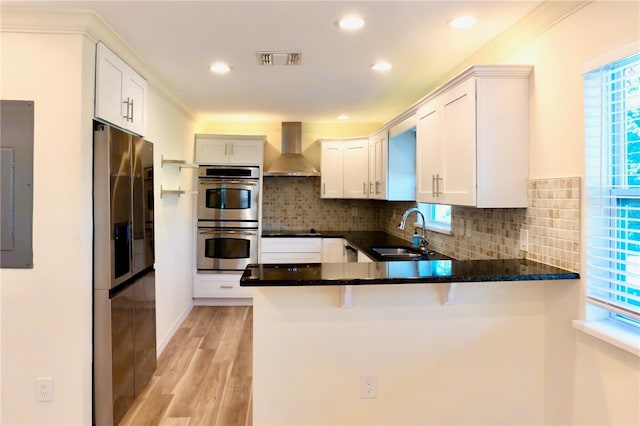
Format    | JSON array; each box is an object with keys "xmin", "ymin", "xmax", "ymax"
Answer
[
  {"xmin": 371, "ymin": 246, "xmax": 453, "ymax": 261},
  {"xmin": 372, "ymin": 247, "xmax": 424, "ymax": 258}
]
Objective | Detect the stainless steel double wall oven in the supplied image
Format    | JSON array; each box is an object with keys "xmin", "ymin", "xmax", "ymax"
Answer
[{"xmin": 197, "ymin": 165, "xmax": 260, "ymax": 271}]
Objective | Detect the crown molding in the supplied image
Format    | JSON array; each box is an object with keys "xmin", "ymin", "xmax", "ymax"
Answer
[{"xmin": 1, "ymin": 6, "xmax": 195, "ymax": 121}]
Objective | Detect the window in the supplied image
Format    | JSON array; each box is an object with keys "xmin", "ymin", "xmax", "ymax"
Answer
[
  {"xmin": 417, "ymin": 203, "xmax": 452, "ymax": 234},
  {"xmin": 582, "ymin": 51, "xmax": 640, "ymax": 350}
]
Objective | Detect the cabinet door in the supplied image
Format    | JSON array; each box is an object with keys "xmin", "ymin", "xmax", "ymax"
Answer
[
  {"xmin": 416, "ymin": 98, "xmax": 441, "ymax": 203},
  {"xmin": 321, "ymin": 238, "xmax": 346, "ymax": 262},
  {"xmin": 368, "ymin": 131, "xmax": 388, "ymax": 199},
  {"xmin": 229, "ymin": 139, "xmax": 264, "ymax": 165},
  {"xmin": 320, "ymin": 141, "xmax": 343, "ymax": 198},
  {"xmin": 441, "ymin": 77, "xmax": 476, "ymax": 206},
  {"xmin": 95, "ymin": 43, "xmax": 125, "ymax": 128},
  {"xmin": 123, "ymin": 70, "xmax": 146, "ymax": 136},
  {"xmin": 343, "ymin": 139, "xmax": 368, "ymax": 199},
  {"xmin": 195, "ymin": 138, "xmax": 229, "ymax": 164}
]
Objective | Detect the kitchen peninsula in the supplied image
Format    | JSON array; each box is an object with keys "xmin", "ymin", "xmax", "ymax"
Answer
[{"xmin": 246, "ymin": 232, "xmax": 579, "ymax": 425}]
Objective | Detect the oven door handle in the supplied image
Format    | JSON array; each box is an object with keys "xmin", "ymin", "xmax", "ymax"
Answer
[
  {"xmin": 199, "ymin": 229, "xmax": 257, "ymax": 236},
  {"xmin": 199, "ymin": 179, "xmax": 257, "ymax": 185}
]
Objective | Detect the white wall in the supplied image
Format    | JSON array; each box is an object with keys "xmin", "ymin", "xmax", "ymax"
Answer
[
  {"xmin": 145, "ymin": 87, "xmax": 196, "ymax": 351},
  {"xmin": 254, "ymin": 283, "xmax": 549, "ymax": 425},
  {"xmin": 0, "ymin": 10, "xmax": 196, "ymax": 424},
  {"xmin": 499, "ymin": 2, "xmax": 640, "ymax": 424},
  {"xmin": 0, "ymin": 32, "xmax": 94, "ymax": 425}
]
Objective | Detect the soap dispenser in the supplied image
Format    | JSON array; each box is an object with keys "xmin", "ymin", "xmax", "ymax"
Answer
[{"xmin": 412, "ymin": 230, "xmax": 420, "ymax": 247}]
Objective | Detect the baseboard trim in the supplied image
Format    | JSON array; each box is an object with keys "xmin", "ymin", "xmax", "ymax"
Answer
[
  {"xmin": 193, "ymin": 297, "xmax": 254, "ymax": 307},
  {"xmin": 157, "ymin": 302, "xmax": 194, "ymax": 356}
]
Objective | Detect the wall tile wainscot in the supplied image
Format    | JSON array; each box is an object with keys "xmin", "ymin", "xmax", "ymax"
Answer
[{"xmin": 263, "ymin": 176, "xmax": 580, "ymax": 272}]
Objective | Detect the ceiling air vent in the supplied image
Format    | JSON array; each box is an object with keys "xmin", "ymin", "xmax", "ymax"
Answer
[{"xmin": 257, "ymin": 51, "xmax": 302, "ymax": 66}]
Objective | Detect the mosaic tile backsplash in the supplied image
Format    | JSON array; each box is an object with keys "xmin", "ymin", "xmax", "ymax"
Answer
[{"xmin": 262, "ymin": 176, "xmax": 580, "ymax": 272}]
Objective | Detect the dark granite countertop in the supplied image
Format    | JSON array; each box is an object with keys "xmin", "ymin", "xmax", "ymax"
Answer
[
  {"xmin": 240, "ymin": 259, "xmax": 579, "ymax": 286},
  {"xmin": 249, "ymin": 230, "xmax": 579, "ymax": 286}
]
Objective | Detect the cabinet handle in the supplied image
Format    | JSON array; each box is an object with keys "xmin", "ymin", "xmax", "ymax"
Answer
[
  {"xmin": 220, "ymin": 285, "xmax": 233, "ymax": 289},
  {"xmin": 323, "ymin": 183, "xmax": 326, "ymax": 195},
  {"xmin": 375, "ymin": 181, "xmax": 380, "ymax": 194},
  {"xmin": 129, "ymin": 99, "xmax": 134, "ymax": 122},
  {"xmin": 363, "ymin": 182, "xmax": 366, "ymax": 194},
  {"xmin": 370, "ymin": 182, "xmax": 373, "ymax": 194},
  {"xmin": 432, "ymin": 175, "xmax": 436, "ymax": 197},
  {"xmin": 224, "ymin": 143, "xmax": 228, "ymax": 156},
  {"xmin": 230, "ymin": 143, "xmax": 234, "ymax": 156},
  {"xmin": 123, "ymin": 98, "xmax": 130, "ymax": 121}
]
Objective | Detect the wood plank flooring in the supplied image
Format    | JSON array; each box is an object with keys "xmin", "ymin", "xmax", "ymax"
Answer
[{"xmin": 119, "ymin": 306, "xmax": 253, "ymax": 426}]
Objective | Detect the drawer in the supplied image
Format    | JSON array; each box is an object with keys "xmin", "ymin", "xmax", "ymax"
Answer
[
  {"xmin": 194, "ymin": 273, "xmax": 252, "ymax": 298},
  {"xmin": 261, "ymin": 252, "xmax": 322, "ymax": 264},
  {"xmin": 261, "ymin": 237, "xmax": 322, "ymax": 253}
]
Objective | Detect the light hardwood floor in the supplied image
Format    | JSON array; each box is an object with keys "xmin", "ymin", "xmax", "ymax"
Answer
[{"xmin": 119, "ymin": 306, "xmax": 253, "ymax": 426}]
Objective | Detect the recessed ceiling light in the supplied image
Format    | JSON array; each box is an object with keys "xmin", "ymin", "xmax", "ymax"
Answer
[
  {"xmin": 209, "ymin": 62, "xmax": 231, "ymax": 74},
  {"xmin": 337, "ymin": 16, "xmax": 365, "ymax": 31},
  {"xmin": 448, "ymin": 15, "xmax": 477, "ymax": 29},
  {"xmin": 337, "ymin": 114, "xmax": 349, "ymax": 120},
  {"xmin": 371, "ymin": 62, "xmax": 392, "ymax": 72}
]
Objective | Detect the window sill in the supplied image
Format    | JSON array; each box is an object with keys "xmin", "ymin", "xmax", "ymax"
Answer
[
  {"xmin": 416, "ymin": 222, "xmax": 452, "ymax": 236},
  {"xmin": 572, "ymin": 318, "xmax": 640, "ymax": 357}
]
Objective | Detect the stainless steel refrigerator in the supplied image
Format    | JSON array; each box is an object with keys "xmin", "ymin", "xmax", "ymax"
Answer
[{"xmin": 93, "ymin": 122, "xmax": 156, "ymax": 426}]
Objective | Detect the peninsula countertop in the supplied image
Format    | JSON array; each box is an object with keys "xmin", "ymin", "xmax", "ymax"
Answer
[{"xmin": 245, "ymin": 231, "xmax": 580, "ymax": 286}]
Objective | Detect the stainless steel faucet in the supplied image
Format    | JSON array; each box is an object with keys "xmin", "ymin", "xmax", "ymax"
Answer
[{"xmin": 398, "ymin": 207, "xmax": 428, "ymax": 251}]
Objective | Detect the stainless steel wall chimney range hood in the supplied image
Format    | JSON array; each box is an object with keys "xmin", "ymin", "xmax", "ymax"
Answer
[{"xmin": 264, "ymin": 122, "xmax": 320, "ymax": 176}]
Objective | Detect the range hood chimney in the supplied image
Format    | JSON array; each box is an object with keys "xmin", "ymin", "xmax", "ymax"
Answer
[{"xmin": 264, "ymin": 122, "xmax": 320, "ymax": 176}]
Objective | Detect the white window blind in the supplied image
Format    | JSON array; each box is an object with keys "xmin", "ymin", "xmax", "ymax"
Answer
[{"xmin": 584, "ymin": 52, "xmax": 640, "ymax": 325}]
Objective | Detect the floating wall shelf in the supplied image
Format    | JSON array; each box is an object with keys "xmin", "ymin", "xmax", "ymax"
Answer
[
  {"xmin": 160, "ymin": 185, "xmax": 197, "ymax": 198},
  {"xmin": 160, "ymin": 155, "xmax": 197, "ymax": 198},
  {"xmin": 161, "ymin": 155, "xmax": 198, "ymax": 169}
]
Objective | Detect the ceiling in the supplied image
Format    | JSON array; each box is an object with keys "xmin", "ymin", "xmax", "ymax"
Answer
[{"xmin": 8, "ymin": 1, "xmax": 542, "ymax": 124}]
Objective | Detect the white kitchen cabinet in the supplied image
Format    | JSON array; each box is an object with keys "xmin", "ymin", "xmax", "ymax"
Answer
[
  {"xmin": 416, "ymin": 65, "xmax": 532, "ymax": 207},
  {"xmin": 193, "ymin": 272, "xmax": 252, "ymax": 299},
  {"xmin": 369, "ymin": 124, "xmax": 416, "ymax": 201},
  {"xmin": 320, "ymin": 141, "xmax": 343, "ymax": 198},
  {"xmin": 320, "ymin": 138, "xmax": 368, "ymax": 199},
  {"xmin": 321, "ymin": 238, "xmax": 346, "ymax": 262},
  {"xmin": 95, "ymin": 42, "xmax": 147, "ymax": 136},
  {"xmin": 261, "ymin": 237, "xmax": 322, "ymax": 263},
  {"xmin": 195, "ymin": 134, "xmax": 265, "ymax": 165},
  {"xmin": 368, "ymin": 131, "xmax": 387, "ymax": 200},
  {"xmin": 343, "ymin": 139, "xmax": 369, "ymax": 199}
]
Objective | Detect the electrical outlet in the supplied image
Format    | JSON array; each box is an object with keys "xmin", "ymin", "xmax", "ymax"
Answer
[
  {"xmin": 360, "ymin": 375, "xmax": 377, "ymax": 399},
  {"xmin": 520, "ymin": 229, "xmax": 529, "ymax": 252},
  {"xmin": 37, "ymin": 377, "xmax": 53, "ymax": 402}
]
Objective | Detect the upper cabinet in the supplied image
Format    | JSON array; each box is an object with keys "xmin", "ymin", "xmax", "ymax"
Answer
[
  {"xmin": 320, "ymin": 138, "xmax": 368, "ymax": 199},
  {"xmin": 343, "ymin": 138, "xmax": 369, "ymax": 199},
  {"xmin": 369, "ymin": 117, "xmax": 416, "ymax": 201},
  {"xmin": 416, "ymin": 65, "xmax": 532, "ymax": 208},
  {"xmin": 95, "ymin": 42, "xmax": 147, "ymax": 136},
  {"xmin": 368, "ymin": 131, "xmax": 387, "ymax": 200},
  {"xmin": 195, "ymin": 134, "xmax": 265, "ymax": 166}
]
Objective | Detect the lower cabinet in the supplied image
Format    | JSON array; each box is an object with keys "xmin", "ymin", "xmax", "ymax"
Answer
[
  {"xmin": 261, "ymin": 237, "xmax": 322, "ymax": 263},
  {"xmin": 321, "ymin": 238, "xmax": 346, "ymax": 262},
  {"xmin": 193, "ymin": 272, "xmax": 252, "ymax": 298}
]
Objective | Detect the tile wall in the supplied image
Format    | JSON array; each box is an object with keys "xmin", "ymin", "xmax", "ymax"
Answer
[
  {"xmin": 262, "ymin": 177, "xmax": 379, "ymax": 231},
  {"xmin": 262, "ymin": 176, "xmax": 580, "ymax": 272}
]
